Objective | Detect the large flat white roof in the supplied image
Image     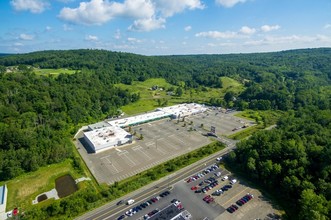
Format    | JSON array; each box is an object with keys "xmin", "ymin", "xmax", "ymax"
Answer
[
  {"xmin": 158, "ymin": 103, "xmax": 207, "ymax": 117},
  {"xmin": 83, "ymin": 103, "xmax": 207, "ymax": 153},
  {"xmin": 107, "ymin": 110, "xmax": 171, "ymax": 128},
  {"xmin": 84, "ymin": 126, "xmax": 131, "ymax": 151}
]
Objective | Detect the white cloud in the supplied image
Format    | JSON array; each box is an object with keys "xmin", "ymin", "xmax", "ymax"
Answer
[
  {"xmin": 324, "ymin": 24, "xmax": 331, "ymax": 29},
  {"xmin": 127, "ymin": 37, "xmax": 142, "ymax": 43},
  {"xmin": 184, "ymin": 25, "xmax": 192, "ymax": 31},
  {"xmin": 14, "ymin": 42, "xmax": 24, "ymax": 46},
  {"xmin": 19, "ymin": 33, "xmax": 34, "ymax": 40},
  {"xmin": 155, "ymin": 0, "xmax": 204, "ymax": 17},
  {"xmin": 10, "ymin": 0, "xmax": 49, "ymax": 13},
  {"xmin": 215, "ymin": 0, "xmax": 247, "ymax": 8},
  {"xmin": 45, "ymin": 26, "xmax": 52, "ymax": 31},
  {"xmin": 239, "ymin": 26, "xmax": 256, "ymax": 35},
  {"xmin": 57, "ymin": 0, "xmax": 76, "ymax": 3},
  {"xmin": 59, "ymin": 0, "xmax": 114, "ymax": 25},
  {"xmin": 128, "ymin": 17, "xmax": 166, "ymax": 32},
  {"xmin": 114, "ymin": 29, "xmax": 121, "ymax": 39},
  {"xmin": 196, "ymin": 26, "xmax": 258, "ymax": 39},
  {"xmin": 85, "ymin": 35, "xmax": 98, "ymax": 41},
  {"xmin": 58, "ymin": 0, "xmax": 204, "ymax": 31},
  {"xmin": 207, "ymin": 42, "xmax": 235, "ymax": 47},
  {"xmin": 63, "ymin": 24, "xmax": 73, "ymax": 31},
  {"xmin": 261, "ymin": 25, "xmax": 281, "ymax": 32},
  {"xmin": 195, "ymin": 31, "xmax": 238, "ymax": 39},
  {"xmin": 244, "ymin": 34, "xmax": 331, "ymax": 46}
]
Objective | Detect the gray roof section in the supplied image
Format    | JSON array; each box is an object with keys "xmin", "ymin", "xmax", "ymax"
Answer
[{"xmin": 149, "ymin": 204, "xmax": 181, "ymax": 220}]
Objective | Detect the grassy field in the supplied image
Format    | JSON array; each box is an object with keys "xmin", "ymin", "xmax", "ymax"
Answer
[
  {"xmin": 229, "ymin": 110, "xmax": 284, "ymax": 140},
  {"xmin": 33, "ymin": 68, "xmax": 77, "ymax": 76},
  {"xmin": 220, "ymin": 76, "xmax": 245, "ymax": 94},
  {"xmin": 1, "ymin": 160, "xmax": 81, "ymax": 211},
  {"xmin": 116, "ymin": 77, "xmax": 244, "ymax": 115}
]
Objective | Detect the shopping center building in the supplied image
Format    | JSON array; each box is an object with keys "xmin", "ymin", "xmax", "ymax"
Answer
[{"xmin": 83, "ymin": 103, "xmax": 207, "ymax": 153}]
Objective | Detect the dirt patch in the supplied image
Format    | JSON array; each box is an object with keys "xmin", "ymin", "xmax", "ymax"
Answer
[
  {"xmin": 55, "ymin": 174, "xmax": 78, "ymax": 198},
  {"xmin": 37, "ymin": 194, "xmax": 48, "ymax": 202}
]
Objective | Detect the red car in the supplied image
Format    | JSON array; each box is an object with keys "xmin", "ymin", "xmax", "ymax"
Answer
[
  {"xmin": 203, "ymin": 195, "xmax": 211, "ymax": 201},
  {"xmin": 206, "ymin": 197, "xmax": 214, "ymax": 203},
  {"xmin": 191, "ymin": 186, "xmax": 198, "ymax": 190}
]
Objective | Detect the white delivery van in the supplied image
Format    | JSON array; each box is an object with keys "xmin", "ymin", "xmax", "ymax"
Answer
[{"xmin": 127, "ymin": 199, "xmax": 135, "ymax": 205}]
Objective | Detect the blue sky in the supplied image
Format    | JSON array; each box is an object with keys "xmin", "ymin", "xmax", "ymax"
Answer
[{"xmin": 1, "ymin": 0, "xmax": 331, "ymax": 55}]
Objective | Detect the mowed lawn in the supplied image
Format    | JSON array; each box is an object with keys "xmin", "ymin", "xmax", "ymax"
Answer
[
  {"xmin": 116, "ymin": 77, "xmax": 244, "ymax": 115},
  {"xmin": 1, "ymin": 160, "xmax": 80, "ymax": 210},
  {"xmin": 34, "ymin": 68, "xmax": 77, "ymax": 76}
]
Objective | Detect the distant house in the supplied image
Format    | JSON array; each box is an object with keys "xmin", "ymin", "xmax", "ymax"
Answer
[
  {"xmin": 0, "ymin": 185, "xmax": 8, "ymax": 219},
  {"xmin": 151, "ymin": 85, "xmax": 158, "ymax": 90}
]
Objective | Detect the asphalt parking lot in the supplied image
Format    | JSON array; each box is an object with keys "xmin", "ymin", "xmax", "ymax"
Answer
[
  {"xmin": 77, "ymin": 118, "xmax": 211, "ymax": 185},
  {"xmin": 76, "ymin": 109, "xmax": 254, "ymax": 185},
  {"xmin": 182, "ymin": 164, "xmax": 279, "ymax": 220},
  {"xmin": 114, "ymin": 163, "xmax": 279, "ymax": 220},
  {"xmin": 188, "ymin": 108, "xmax": 255, "ymax": 136}
]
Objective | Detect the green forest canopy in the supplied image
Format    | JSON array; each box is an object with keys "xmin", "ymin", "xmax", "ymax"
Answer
[{"xmin": 0, "ymin": 48, "xmax": 330, "ymax": 219}]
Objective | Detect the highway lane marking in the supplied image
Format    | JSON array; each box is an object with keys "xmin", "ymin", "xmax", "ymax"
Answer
[{"xmin": 93, "ymin": 153, "xmax": 224, "ymax": 220}]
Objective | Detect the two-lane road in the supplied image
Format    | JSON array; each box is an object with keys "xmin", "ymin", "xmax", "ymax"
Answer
[{"xmin": 76, "ymin": 139, "xmax": 236, "ymax": 220}]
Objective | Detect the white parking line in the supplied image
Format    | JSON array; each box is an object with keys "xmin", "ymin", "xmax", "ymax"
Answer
[
  {"xmin": 117, "ymin": 150, "xmax": 138, "ymax": 167},
  {"xmin": 100, "ymin": 155, "xmax": 111, "ymax": 160},
  {"xmin": 159, "ymin": 137, "xmax": 180, "ymax": 150},
  {"xmin": 133, "ymin": 145, "xmax": 153, "ymax": 160},
  {"xmin": 101, "ymin": 157, "xmax": 123, "ymax": 174},
  {"xmin": 172, "ymin": 134, "xmax": 186, "ymax": 145},
  {"xmin": 154, "ymin": 145, "xmax": 167, "ymax": 155}
]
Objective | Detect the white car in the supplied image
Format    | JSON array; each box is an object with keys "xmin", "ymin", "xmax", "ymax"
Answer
[
  {"xmin": 216, "ymin": 157, "xmax": 223, "ymax": 161},
  {"xmin": 222, "ymin": 175, "xmax": 228, "ymax": 181},
  {"xmin": 215, "ymin": 172, "xmax": 222, "ymax": 177},
  {"xmin": 230, "ymin": 179, "xmax": 237, "ymax": 184},
  {"xmin": 127, "ymin": 199, "xmax": 135, "ymax": 205}
]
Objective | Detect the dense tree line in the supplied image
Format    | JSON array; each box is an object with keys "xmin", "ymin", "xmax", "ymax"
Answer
[
  {"xmin": 1, "ymin": 48, "xmax": 331, "ymax": 219},
  {"xmin": 0, "ymin": 48, "xmax": 331, "ymax": 181},
  {"xmin": 0, "ymin": 66, "xmax": 139, "ymax": 181},
  {"xmin": 228, "ymin": 107, "xmax": 331, "ymax": 219},
  {"xmin": 1, "ymin": 48, "xmax": 331, "ymax": 110}
]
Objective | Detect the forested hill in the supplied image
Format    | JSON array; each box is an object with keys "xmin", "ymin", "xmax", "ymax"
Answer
[
  {"xmin": 1, "ymin": 48, "xmax": 331, "ymax": 110},
  {"xmin": 0, "ymin": 48, "xmax": 331, "ymax": 219}
]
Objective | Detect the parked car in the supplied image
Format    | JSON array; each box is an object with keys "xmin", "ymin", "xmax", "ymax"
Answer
[
  {"xmin": 227, "ymin": 207, "xmax": 235, "ymax": 213},
  {"xmin": 222, "ymin": 175, "xmax": 229, "ymax": 181},
  {"xmin": 215, "ymin": 172, "xmax": 222, "ymax": 177},
  {"xmin": 117, "ymin": 215, "xmax": 125, "ymax": 220},
  {"xmin": 230, "ymin": 179, "xmax": 237, "ymax": 184},
  {"xmin": 216, "ymin": 156, "xmax": 223, "ymax": 161}
]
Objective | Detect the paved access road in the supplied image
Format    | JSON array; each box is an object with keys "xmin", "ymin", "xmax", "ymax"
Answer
[{"xmin": 75, "ymin": 141, "xmax": 236, "ymax": 220}]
